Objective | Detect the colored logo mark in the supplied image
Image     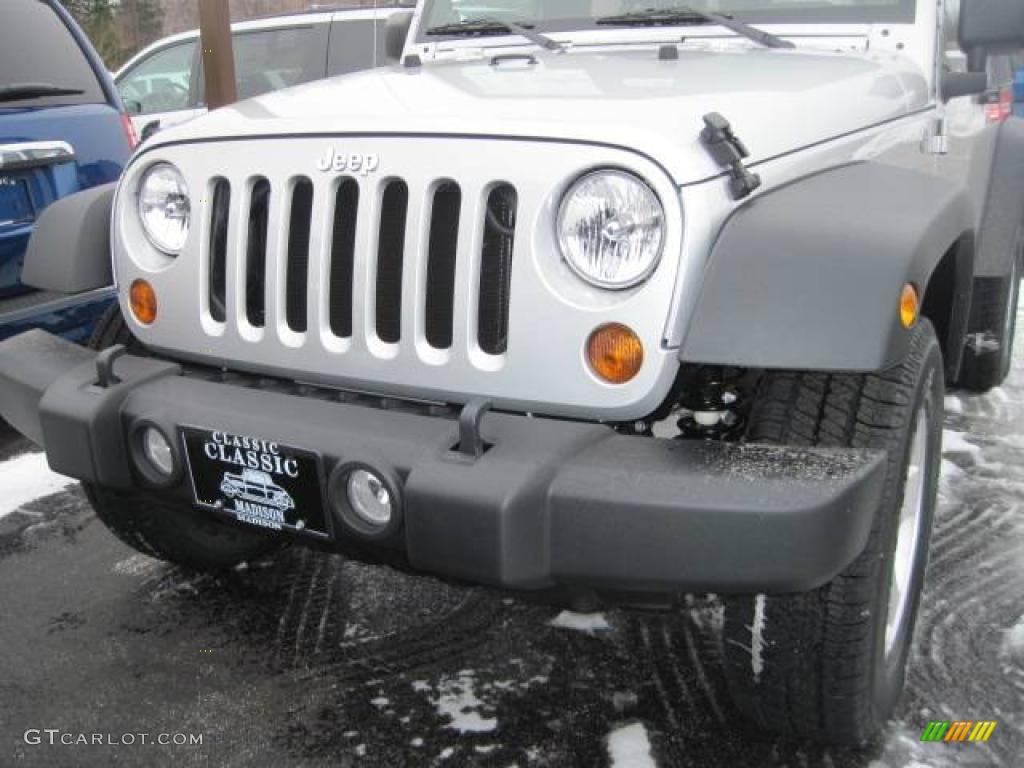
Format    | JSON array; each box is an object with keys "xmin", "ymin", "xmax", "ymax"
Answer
[{"xmin": 921, "ymin": 720, "xmax": 997, "ymax": 742}]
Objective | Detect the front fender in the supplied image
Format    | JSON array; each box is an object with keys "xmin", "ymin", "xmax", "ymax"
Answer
[
  {"xmin": 679, "ymin": 163, "xmax": 973, "ymax": 372},
  {"xmin": 21, "ymin": 183, "xmax": 115, "ymax": 294}
]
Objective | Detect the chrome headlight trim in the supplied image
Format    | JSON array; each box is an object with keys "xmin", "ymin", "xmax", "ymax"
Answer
[
  {"xmin": 556, "ymin": 168, "xmax": 666, "ymax": 290},
  {"xmin": 137, "ymin": 161, "xmax": 191, "ymax": 255}
]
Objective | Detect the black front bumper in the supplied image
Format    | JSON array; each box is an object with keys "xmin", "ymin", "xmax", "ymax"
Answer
[{"xmin": 0, "ymin": 330, "xmax": 886, "ymax": 594}]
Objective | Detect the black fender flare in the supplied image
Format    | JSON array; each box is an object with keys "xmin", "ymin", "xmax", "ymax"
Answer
[
  {"xmin": 22, "ymin": 183, "xmax": 115, "ymax": 294},
  {"xmin": 679, "ymin": 162, "xmax": 974, "ymax": 374},
  {"xmin": 969, "ymin": 117, "xmax": 1024, "ymax": 278}
]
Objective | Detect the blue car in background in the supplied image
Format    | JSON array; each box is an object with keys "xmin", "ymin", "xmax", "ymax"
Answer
[
  {"xmin": 1016, "ymin": 67, "xmax": 1024, "ymax": 117},
  {"xmin": 0, "ymin": 0, "xmax": 135, "ymax": 343}
]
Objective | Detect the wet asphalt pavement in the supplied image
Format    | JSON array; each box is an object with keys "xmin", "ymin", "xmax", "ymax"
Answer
[{"xmin": 2, "ymin": 318, "xmax": 1023, "ymax": 768}]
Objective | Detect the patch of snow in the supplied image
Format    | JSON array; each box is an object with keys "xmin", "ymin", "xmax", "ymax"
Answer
[
  {"xmin": 606, "ymin": 723, "xmax": 656, "ymax": 768},
  {"xmin": 988, "ymin": 386, "xmax": 1010, "ymax": 403},
  {"xmin": 112, "ymin": 553, "xmax": 163, "ymax": 578},
  {"xmin": 549, "ymin": 611, "xmax": 611, "ymax": 634},
  {"xmin": 943, "ymin": 395, "xmax": 962, "ymax": 414},
  {"xmin": 370, "ymin": 696, "xmax": 389, "ymax": 709},
  {"xmin": 410, "ymin": 738, "xmax": 423, "ymax": 747},
  {"xmin": 439, "ymin": 747, "xmax": 455, "ymax": 759},
  {"xmin": 942, "ymin": 430, "xmax": 980, "ymax": 455},
  {"xmin": 751, "ymin": 594, "xmax": 767, "ymax": 682},
  {"xmin": 939, "ymin": 459, "xmax": 963, "ymax": 479},
  {"xmin": 1001, "ymin": 619, "xmax": 1024, "ymax": 660},
  {"xmin": 354, "ymin": 744, "xmax": 366, "ymax": 757},
  {"xmin": 0, "ymin": 452, "xmax": 76, "ymax": 520},
  {"xmin": 419, "ymin": 673, "xmax": 497, "ymax": 733}
]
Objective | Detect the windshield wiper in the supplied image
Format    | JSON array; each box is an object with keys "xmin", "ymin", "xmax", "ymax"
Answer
[
  {"xmin": 0, "ymin": 83, "xmax": 85, "ymax": 103},
  {"xmin": 596, "ymin": 6, "xmax": 794, "ymax": 49},
  {"xmin": 425, "ymin": 18, "xmax": 565, "ymax": 52}
]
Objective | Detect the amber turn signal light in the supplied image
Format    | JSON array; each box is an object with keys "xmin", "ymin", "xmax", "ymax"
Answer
[
  {"xmin": 900, "ymin": 283, "xmax": 919, "ymax": 329},
  {"xmin": 130, "ymin": 279, "xmax": 158, "ymax": 325},
  {"xmin": 587, "ymin": 323, "xmax": 644, "ymax": 384}
]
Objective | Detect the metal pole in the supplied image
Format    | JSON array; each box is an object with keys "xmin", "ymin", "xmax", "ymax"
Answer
[{"xmin": 198, "ymin": 0, "xmax": 237, "ymax": 109}]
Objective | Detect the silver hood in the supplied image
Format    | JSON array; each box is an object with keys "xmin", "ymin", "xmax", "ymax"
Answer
[{"xmin": 150, "ymin": 45, "xmax": 930, "ymax": 185}]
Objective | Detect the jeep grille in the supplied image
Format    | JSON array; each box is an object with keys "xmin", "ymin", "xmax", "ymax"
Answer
[{"xmin": 206, "ymin": 174, "xmax": 517, "ymax": 357}]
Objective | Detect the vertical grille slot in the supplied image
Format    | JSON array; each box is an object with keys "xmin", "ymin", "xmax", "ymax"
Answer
[
  {"xmin": 285, "ymin": 178, "xmax": 314, "ymax": 333},
  {"xmin": 425, "ymin": 182, "xmax": 461, "ymax": 349},
  {"xmin": 208, "ymin": 178, "xmax": 230, "ymax": 322},
  {"xmin": 478, "ymin": 184, "xmax": 517, "ymax": 355},
  {"xmin": 329, "ymin": 179, "xmax": 359, "ymax": 338},
  {"xmin": 246, "ymin": 179, "xmax": 270, "ymax": 328},
  {"xmin": 375, "ymin": 180, "xmax": 409, "ymax": 344}
]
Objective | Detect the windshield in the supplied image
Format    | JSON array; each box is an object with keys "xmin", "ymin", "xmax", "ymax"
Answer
[{"xmin": 421, "ymin": 0, "xmax": 916, "ymax": 40}]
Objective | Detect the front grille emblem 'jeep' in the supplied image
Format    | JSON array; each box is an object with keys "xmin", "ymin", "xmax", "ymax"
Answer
[{"xmin": 315, "ymin": 147, "xmax": 380, "ymax": 175}]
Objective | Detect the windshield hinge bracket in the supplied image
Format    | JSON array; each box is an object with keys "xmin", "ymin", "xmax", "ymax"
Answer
[{"xmin": 700, "ymin": 112, "xmax": 762, "ymax": 200}]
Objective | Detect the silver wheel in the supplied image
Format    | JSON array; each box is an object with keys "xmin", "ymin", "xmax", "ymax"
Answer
[{"xmin": 884, "ymin": 404, "xmax": 929, "ymax": 658}]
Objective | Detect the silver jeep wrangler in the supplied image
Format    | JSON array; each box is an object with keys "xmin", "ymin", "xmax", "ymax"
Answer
[{"xmin": 3, "ymin": 0, "xmax": 1023, "ymax": 745}]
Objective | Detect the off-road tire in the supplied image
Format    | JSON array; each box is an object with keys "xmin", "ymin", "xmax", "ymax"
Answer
[
  {"xmin": 86, "ymin": 305, "xmax": 279, "ymax": 570},
  {"xmin": 957, "ymin": 257, "xmax": 1020, "ymax": 392},
  {"xmin": 84, "ymin": 484, "xmax": 279, "ymax": 570},
  {"xmin": 719, "ymin": 320, "xmax": 944, "ymax": 745}
]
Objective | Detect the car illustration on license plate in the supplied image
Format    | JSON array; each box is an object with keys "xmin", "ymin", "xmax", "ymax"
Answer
[{"xmin": 180, "ymin": 428, "xmax": 331, "ymax": 540}]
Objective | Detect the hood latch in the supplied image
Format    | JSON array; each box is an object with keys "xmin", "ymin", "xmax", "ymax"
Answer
[{"xmin": 700, "ymin": 112, "xmax": 762, "ymax": 200}]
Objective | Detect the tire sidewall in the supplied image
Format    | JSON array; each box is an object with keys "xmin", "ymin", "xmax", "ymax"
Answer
[
  {"xmin": 999, "ymin": 255, "xmax": 1020, "ymax": 380},
  {"xmin": 869, "ymin": 327, "xmax": 944, "ymax": 718}
]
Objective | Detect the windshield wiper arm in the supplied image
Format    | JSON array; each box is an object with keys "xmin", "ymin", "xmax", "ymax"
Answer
[
  {"xmin": 596, "ymin": 6, "xmax": 794, "ymax": 49},
  {"xmin": 0, "ymin": 83, "xmax": 85, "ymax": 102},
  {"xmin": 425, "ymin": 18, "xmax": 564, "ymax": 52}
]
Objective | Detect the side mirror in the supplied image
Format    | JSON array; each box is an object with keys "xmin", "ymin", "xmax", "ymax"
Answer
[
  {"xmin": 140, "ymin": 120, "xmax": 161, "ymax": 142},
  {"xmin": 385, "ymin": 11, "xmax": 415, "ymax": 64},
  {"xmin": 960, "ymin": 0, "xmax": 1024, "ymax": 71}
]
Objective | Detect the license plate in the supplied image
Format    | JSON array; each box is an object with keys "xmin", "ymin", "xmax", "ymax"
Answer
[
  {"xmin": 181, "ymin": 428, "xmax": 332, "ymax": 540},
  {"xmin": 0, "ymin": 177, "xmax": 33, "ymax": 227}
]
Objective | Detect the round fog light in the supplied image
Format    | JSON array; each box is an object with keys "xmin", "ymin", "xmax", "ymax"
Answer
[
  {"xmin": 347, "ymin": 469, "xmax": 393, "ymax": 527},
  {"xmin": 142, "ymin": 427, "xmax": 175, "ymax": 477}
]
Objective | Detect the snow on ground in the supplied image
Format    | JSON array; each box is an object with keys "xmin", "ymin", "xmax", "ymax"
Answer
[
  {"xmin": 415, "ymin": 671, "xmax": 498, "ymax": 733},
  {"xmin": 606, "ymin": 722, "xmax": 657, "ymax": 768},
  {"xmin": 1002, "ymin": 618, "xmax": 1024, "ymax": 661},
  {"xmin": 0, "ymin": 452, "xmax": 76, "ymax": 520},
  {"xmin": 750, "ymin": 594, "xmax": 767, "ymax": 682},
  {"xmin": 941, "ymin": 430, "xmax": 980, "ymax": 455},
  {"xmin": 548, "ymin": 611, "xmax": 611, "ymax": 634}
]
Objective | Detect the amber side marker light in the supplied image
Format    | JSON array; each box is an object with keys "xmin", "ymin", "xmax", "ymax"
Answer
[
  {"xmin": 587, "ymin": 323, "xmax": 644, "ymax": 384},
  {"xmin": 130, "ymin": 279, "xmax": 158, "ymax": 325},
  {"xmin": 900, "ymin": 283, "xmax": 919, "ymax": 329}
]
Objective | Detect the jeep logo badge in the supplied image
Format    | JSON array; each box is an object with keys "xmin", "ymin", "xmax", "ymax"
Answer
[{"xmin": 316, "ymin": 147, "xmax": 380, "ymax": 176}]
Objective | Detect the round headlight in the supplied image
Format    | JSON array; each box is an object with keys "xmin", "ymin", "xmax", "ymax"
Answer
[
  {"xmin": 557, "ymin": 170, "xmax": 665, "ymax": 289},
  {"xmin": 138, "ymin": 163, "xmax": 190, "ymax": 254}
]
